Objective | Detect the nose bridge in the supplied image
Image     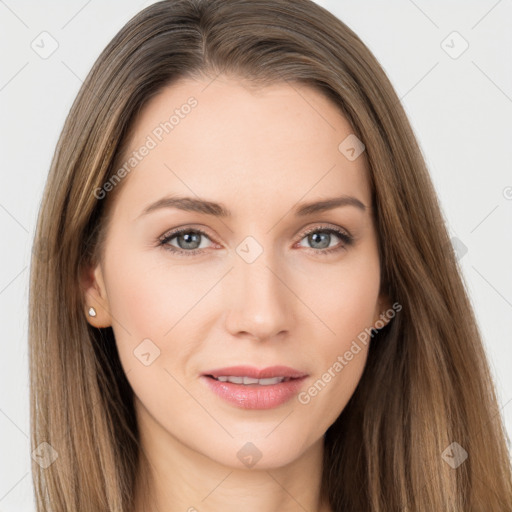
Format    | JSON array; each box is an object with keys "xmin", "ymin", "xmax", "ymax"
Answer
[{"xmin": 224, "ymin": 235, "xmax": 292, "ymax": 339}]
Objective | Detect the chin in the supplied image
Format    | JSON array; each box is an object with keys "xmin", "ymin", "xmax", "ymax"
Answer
[{"xmin": 199, "ymin": 430, "xmax": 316, "ymax": 471}]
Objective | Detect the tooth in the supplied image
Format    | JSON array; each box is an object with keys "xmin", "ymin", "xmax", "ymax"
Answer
[
  {"xmin": 242, "ymin": 377, "xmax": 260, "ymax": 385},
  {"xmin": 214, "ymin": 375, "xmax": 288, "ymax": 385},
  {"xmin": 259, "ymin": 377, "xmax": 284, "ymax": 385}
]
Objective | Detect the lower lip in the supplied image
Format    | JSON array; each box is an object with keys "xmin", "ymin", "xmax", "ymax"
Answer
[{"xmin": 200, "ymin": 375, "xmax": 308, "ymax": 410}]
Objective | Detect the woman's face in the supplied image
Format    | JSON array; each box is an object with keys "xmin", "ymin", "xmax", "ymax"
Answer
[{"xmin": 85, "ymin": 75, "xmax": 389, "ymax": 470}]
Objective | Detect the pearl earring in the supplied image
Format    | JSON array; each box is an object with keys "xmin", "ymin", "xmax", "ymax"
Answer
[{"xmin": 88, "ymin": 307, "xmax": 97, "ymax": 317}]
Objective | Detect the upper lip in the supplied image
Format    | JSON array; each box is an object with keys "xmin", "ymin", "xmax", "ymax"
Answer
[{"xmin": 202, "ymin": 365, "xmax": 308, "ymax": 379}]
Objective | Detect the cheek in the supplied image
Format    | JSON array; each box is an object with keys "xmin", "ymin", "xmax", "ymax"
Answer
[
  {"xmin": 294, "ymin": 298, "xmax": 375, "ymax": 437},
  {"xmin": 298, "ymin": 250, "xmax": 381, "ymax": 345},
  {"xmin": 103, "ymin": 245, "xmax": 220, "ymax": 388},
  {"xmin": 102, "ymin": 249, "xmax": 205, "ymax": 417},
  {"xmin": 104, "ymin": 247, "xmax": 212, "ymax": 339},
  {"xmin": 291, "ymin": 250, "xmax": 379, "ymax": 422}
]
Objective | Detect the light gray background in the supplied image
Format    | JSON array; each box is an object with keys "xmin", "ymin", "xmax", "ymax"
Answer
[{"xmin": 1, "ymin": 1, "xmax": 511, "ymax": 510}]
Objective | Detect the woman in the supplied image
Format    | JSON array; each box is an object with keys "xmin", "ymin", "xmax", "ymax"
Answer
[{"xmin": 29, "ymin": 0, "xmax": 512, "ymax": 510}]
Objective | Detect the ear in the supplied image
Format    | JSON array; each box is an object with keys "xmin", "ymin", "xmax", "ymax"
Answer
[
  {"xmin": 80, "ymin": 263, "xmax": 112, "ymax": 328},
  {"xmin": 372, "ymin": 293, "xmax": 393, "ymax": 329}
]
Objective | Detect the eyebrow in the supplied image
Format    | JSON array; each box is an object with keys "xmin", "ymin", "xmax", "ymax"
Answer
[{"xmin": 138, "ymin": 194, "xmax": 367, "ymax": 218}]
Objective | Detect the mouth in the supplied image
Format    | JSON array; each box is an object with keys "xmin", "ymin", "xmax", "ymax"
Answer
[{"xmin": 200, "ymin": 365, "xmax": 309, "ymax": 410}]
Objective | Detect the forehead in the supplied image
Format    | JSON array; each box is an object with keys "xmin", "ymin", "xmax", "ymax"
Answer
[{"xmin": 113, "ymin": 76, "xmax": 371, "ymax": 218}]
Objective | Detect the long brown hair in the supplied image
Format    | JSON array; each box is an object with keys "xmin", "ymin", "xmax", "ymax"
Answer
[{"xmin": 29, "ymin": 0, "xmax": 512, "ymax": 510}]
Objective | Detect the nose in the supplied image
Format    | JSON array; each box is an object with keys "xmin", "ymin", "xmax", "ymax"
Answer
[{"xmin": 223, "ymin": 245, "xmax": 294, "ymax": 342}]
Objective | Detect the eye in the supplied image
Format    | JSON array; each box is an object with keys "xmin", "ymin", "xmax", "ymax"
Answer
[
  {"xmin": 158, "ymin": 224, "xmax": 354, "ymax": 257},
  {"xmin": 296, "ymin": 225, "xmax": 354, "ymax": 256},
  {"xmin": 158, "ymin": 227, "xmax": 213, "ymax": 256}
]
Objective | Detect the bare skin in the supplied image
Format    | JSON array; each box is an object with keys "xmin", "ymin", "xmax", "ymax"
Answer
[{"xmin": 83, "ymin": 75, "xmax": 390, "ymax": 512}]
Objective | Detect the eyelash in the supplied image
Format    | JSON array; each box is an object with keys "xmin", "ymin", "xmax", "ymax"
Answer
[{"xmin": 157, "ymin": 224, "xmax": 354, "ymax": 257}]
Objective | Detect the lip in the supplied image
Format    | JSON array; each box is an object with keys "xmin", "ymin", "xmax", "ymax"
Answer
[
  {"xmin": 200, "ymin": 365, "xmax": 309, "ymax": 410},
  {"xmin": 202, "ymin": 365, "xmax": 308, "ymax": 379}
]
